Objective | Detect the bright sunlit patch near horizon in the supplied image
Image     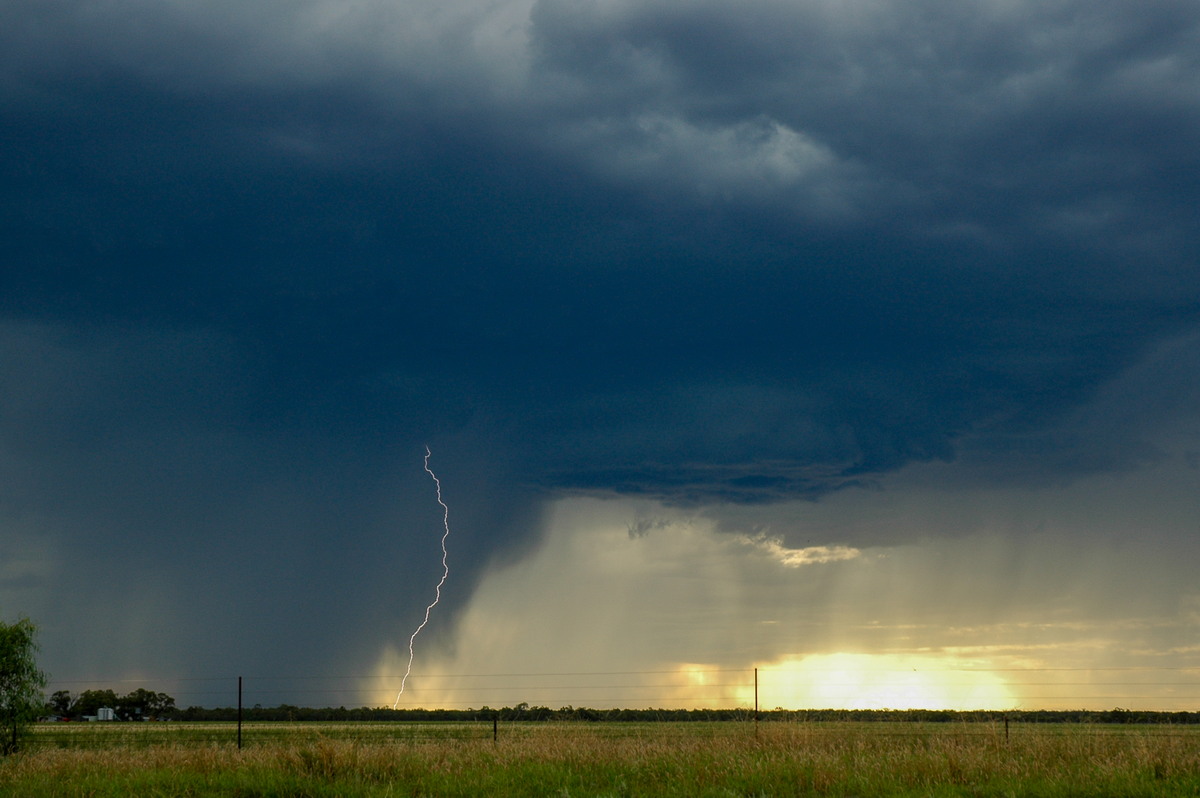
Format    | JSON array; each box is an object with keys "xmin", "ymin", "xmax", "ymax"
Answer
[
  {"xmin": 755, "ymin": 653, "xmax": 1018, "ymax": 711},
  {"xmin": 367, "ymin": 495, "xmax": 1198, "ymax": 711}
]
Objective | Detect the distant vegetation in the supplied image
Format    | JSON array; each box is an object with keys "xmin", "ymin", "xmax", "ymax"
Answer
[
  {"xmin": 160, "ymin": 702, "xmax": 1200, "ymax": 725},
  {"xmin": 46, "ymin": 689, "xmax": 176, "ymax": 722},
  {"xmin": 45, "ymin": 687, "xmax": 1200, "ymax": 725}
]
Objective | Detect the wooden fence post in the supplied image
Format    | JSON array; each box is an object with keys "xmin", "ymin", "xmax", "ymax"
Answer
[
  {"xmin": 755, "ymin": 667, "xmax": 759, "ymax": 736},
  {"xmin": 237, "ymin": 676, "xmax": 243, "ymax": 750}
]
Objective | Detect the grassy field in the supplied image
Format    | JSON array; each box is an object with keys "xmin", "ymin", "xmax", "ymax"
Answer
[{"xmin": 3, "ymin": 720, "xmax": 1200, "ymax": 796}]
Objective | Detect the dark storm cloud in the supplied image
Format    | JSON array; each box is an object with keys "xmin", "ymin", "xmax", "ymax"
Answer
[
  {"xmin": 2, "ymin": 0, "xmax": 1200, "ymax": 685},
  {"xmin": 2, "ymin": 0, "xmax": 1197, "ymax": 498}
]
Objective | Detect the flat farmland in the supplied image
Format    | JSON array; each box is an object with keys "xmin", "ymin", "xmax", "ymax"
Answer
[{"xmin": 4, "ymin": 720, "xmax": 1200, "ymax": 796}]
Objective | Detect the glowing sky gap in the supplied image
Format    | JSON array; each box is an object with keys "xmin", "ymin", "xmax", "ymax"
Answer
[{"xmin": 393, "ymin": 446, "xmax": 452, "ymax": 709}]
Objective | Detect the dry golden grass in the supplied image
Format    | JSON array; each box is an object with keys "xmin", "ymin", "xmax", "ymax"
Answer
[{"xmin": 3, "ymin": 721, "xmax": 1199, "ymax": 796}]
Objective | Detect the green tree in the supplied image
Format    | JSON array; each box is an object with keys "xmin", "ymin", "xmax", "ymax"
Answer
[
  {"xmin": 118, "ymin": 688, "xmax": 177, "ymax": 720},
  {"xmin": 47, "ymin": 689, "xmax": 75, "ymax": 717},
  {"xmin": 0, "ymin": 617, "xmax": 47, "ymax": 754},
  {"xmin": 72, "ymin": 689, "xmax": 118, "ymax": 719}
]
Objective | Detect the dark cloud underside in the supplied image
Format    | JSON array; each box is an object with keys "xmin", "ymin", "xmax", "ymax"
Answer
[{"xmin": 1, "ymin": 0, "xmax": 1199, "ymax": 689}]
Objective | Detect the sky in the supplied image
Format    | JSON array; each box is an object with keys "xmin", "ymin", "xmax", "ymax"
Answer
[{"xmin": 2, "ymin": 0, "xmax": 1199, "ymax": 712}]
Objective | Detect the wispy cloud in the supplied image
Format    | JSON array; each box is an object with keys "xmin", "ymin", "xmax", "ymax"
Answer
[{"xmin": 739, "ymin": 535, "xmax": 861, "ymax": 567}]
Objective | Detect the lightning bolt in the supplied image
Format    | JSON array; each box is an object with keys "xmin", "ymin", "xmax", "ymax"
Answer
[{"xmin": 393, "ymin": 445, "xmax": 451, "ymax": 709}]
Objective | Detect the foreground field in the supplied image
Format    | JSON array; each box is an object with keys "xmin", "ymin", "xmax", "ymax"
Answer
[{"xmin": 4, "ymin": 721, "xmax": 1200, "ymax": 797}]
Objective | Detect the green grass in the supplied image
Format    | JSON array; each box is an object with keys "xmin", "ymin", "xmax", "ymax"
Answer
[
  {"xmin": 4, "ymin": 721, "xmax": 1200, "ymax": 796},
  {"xmin": 29, "ymin": 719, "xmax": 488, "ymax": 749}
]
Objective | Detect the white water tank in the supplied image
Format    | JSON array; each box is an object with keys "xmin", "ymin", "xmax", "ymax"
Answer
[{"xmin": 97, "ymin": 707, "xmax": 116, "ymax": 721}]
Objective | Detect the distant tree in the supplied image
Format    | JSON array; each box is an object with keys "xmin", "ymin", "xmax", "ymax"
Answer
[
  {"xmin": 0, "ymin": 617, "xmax": 47, "ymax": 754},
  {"xmin": 48, "ymin": 689, "xmax": 75, "ymax": 717},
  {"xmin": 118, "ymin": 688, "xmax": 177, "ymax": 720},
  {"xmin": 72, "ymin": 689, "xmax": 119, "ymax": 719}
]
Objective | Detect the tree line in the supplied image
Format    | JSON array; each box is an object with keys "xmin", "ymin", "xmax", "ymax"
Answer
[
  {"xmin": 173, "ymin": 704, "xmax": 1200, "ymax": 724},
  {"xmin": 31, "ymin": 693, "xmax": 1200, "ymax": 726},
  {"xmin": 46, "ymin": 688, "xmax": 177, "ymax": 721}
]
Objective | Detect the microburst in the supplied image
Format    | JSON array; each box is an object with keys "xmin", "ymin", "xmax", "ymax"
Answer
[{"xmin": 393, "ymin": 446, "xmax": 452, "ymax": 709}]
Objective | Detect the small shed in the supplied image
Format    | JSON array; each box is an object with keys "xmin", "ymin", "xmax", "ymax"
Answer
[{"xmin": 97, "ymin": 707, "xmax": 116, "ymax": 722}]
